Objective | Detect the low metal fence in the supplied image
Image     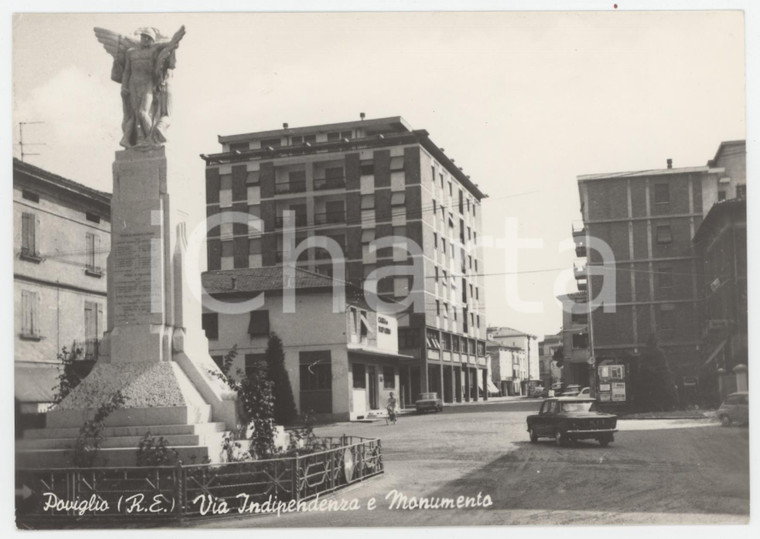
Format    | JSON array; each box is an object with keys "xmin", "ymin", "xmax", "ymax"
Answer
[{"xmin": 16, "ymin": 436, "xmax": 382, "ymax": 526}]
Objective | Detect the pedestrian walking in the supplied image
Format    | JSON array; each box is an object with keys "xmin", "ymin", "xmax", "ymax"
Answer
[{"xmin": 386, "ymin": 392, "xmax": 398, "ymax": 425}]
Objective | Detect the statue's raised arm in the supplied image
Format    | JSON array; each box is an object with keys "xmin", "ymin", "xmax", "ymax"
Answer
[{"xmin": 94, "ymin": 25, "xmax": 186, "ymax": 149}]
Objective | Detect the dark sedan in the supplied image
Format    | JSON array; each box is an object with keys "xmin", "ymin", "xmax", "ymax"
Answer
[{"xmin": 527, "ymin": 397, "xmax": 618, "ymax": 447}]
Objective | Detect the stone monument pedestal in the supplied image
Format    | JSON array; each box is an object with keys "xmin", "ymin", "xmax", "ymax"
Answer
[{"xmin": 17, "ymin": 148, "xmax": 237, "ymax": 467}]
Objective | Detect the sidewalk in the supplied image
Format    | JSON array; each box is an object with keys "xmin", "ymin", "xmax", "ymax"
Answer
[{"xmin": 619, "ymin": 409, "xmax": 715, "ymax": 420}]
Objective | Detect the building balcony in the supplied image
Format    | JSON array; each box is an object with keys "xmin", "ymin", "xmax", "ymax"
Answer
[
  {"xmin": 577, "ymin": 278, "xmax": 588, "ymax": 292},
  {"xmin": 313, "ymin": 177, "xmax": 346, "ymax": 191},
  {"xmin": 274, "ymin": 180, "xmax": 307, "ymax": 194},
  {"xmin": 275, "ymin": 214, "xmax": 307, "ymax": 228},
  {"xmin": 314, "ymin": 211, "xmax": 346, "ymax": 225},
  {"xmin": 574, "ymin": 263, "xmax": 586, "ymax": 280},
  {"xmin": 572, "ymin": 223, "xmax": 586, "ymax": 257}
]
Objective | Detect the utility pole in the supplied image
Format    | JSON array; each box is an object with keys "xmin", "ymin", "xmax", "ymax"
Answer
[{"xmin": 18, "ymin": 122, "xmax": 45, "ymax": 161}]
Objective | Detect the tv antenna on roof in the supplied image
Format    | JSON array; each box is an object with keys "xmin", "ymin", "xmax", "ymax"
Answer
[{"xmin": 18, "ymin": 122, "xmax": 46, "ymax": 162}]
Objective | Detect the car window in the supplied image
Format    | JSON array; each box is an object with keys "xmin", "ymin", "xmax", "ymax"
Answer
[
  {"xmin": 561, "ymin": 401, "xmax": 596, "ymax": 413},
  {"xmin": 726, "ymin": 396, "xmax": 739, "ymax": 405},
  {"xmin": 540, "ymin": 401, "xmax": 550, "ymax": 414},
  {"xmin": 549, "ymin": 401, "xmax": 559, "ymax": 414}
]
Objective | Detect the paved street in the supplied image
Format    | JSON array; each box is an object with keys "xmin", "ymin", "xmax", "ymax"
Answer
[{"xmin": 200, "ymin": 398, "xmax": 749, "ymax": 527}]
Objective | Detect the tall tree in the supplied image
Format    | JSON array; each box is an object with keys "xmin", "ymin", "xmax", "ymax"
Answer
[
  {"xmin": 635, "ymin": 335, "xmax": 680, "ymax": 411},
  {"xmin": 265, "ymin": 333, "xmax": 298, "ymax": 425}
]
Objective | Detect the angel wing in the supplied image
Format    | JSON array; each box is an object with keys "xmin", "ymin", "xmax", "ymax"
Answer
[
  {"xmin": 155, "ymin": 26, "xmax": 186, "ymax": 78},
  {"xmin": 93, "ymin": 28, "xmax": 139, "ymax": 83}
]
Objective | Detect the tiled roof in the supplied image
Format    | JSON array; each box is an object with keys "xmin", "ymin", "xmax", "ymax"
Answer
[
  {"xmin": 13, "ymin": 158, "xmax": 111, "ymax": 205},
  {"xmin": 202, "ymin": 266, "xmax": 339, "ymax": 295}
]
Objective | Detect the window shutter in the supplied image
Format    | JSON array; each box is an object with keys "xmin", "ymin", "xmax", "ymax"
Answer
[
  {"xmin": 96, "ymin": 303, "xmax": 104, "ymax": 337},
  {"xmin": 21, "ymin": 290, "xmax": 30, "ymax": 334},
  {"xmin": 31, "ymin": 291, "xmax": 40, "ymax": 336},
  {"xmin": 34, "ymin": 215, "xmax": 40, "ymax": 254}
]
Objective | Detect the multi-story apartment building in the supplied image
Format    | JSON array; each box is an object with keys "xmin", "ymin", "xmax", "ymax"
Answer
[
  {"xmin": 486, "ymin": 341, "xmax": 527, "ymax": 396},
  {"xmin": 13, "ymin": 159, "xmax": 111, "ymax": 427},
  {"xmin": 201, "ymin": 116, "xmax": 488, "ymax": 410},
  {"xmin": 574, "ymin": 143, "xmax": 744, "ymax": 405},
  {"xmin": 486, "ymin": 327, "xmax": 540, "ymax": 393}
]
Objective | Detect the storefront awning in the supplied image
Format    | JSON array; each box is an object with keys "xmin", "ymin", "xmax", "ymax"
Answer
[
  {"xmin": 15, "ymin": 363, "xmax": 60, "ymax": 404},
  {"xmin": 347, "ymin": 346, "xmax": 417, "ymax": 361}
]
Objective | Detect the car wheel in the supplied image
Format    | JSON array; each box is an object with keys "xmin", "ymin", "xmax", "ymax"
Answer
[
  {"xmin": 720, "ymin": 415, "xmax": 732, "ymax": 427},
  {"xmin": 529, "ymin": 428, "xmax": 538, "ymax": 443},
  {"xmin": 555, "ymin": 429, "xmax": 567, "ymax": 447},
  {"xmin": 598, "ymin": 436, "xmax": 611, "ymax": 448}
]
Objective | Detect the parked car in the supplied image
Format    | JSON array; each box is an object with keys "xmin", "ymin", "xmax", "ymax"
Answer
[
  {"xmin": 415, "ymin": 392, "xmax": 443, "ymax": 413},
  {"xmin": 717, "ymin": 391, "xmax": 748, "ymax": 426},
  {"xmin": 578, "ymin": 387, "xmax": 591, "ymax": 398},
  {"xmin": 526, "ymin": 397, "xmax": 618, "ymax": 447},
  {"xmin": 529, "ymin": 385, "xmax": 545, "ymax": 398},
  {"xmin": 559, "ymin": 384, "xmax": 582, "ymax": 397}
]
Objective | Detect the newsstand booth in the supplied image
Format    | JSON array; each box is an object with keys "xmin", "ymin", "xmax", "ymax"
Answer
[{"xmin": 596, "ymin": 356, "xmax": 635, "ymax": 411}]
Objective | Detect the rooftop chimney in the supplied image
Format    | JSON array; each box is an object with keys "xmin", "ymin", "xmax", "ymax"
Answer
[
  {"xmin": 283, "ymin": 123, "xmax": 289, "ymax": 129},
  {"xmin": 666, "ymin": 158, "xmax": 672, "ymax": 169},
  {"xmin": 360, "ymin": 112, "xmax": 366, "ymax": 120}
]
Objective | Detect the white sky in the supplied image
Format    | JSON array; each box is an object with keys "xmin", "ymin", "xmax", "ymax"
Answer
[{"xmin": 7, "ymin": 5, "xmax": 749, "ymax": 340}]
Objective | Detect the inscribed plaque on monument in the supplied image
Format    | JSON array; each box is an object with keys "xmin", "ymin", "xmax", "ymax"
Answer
[{"xmin": 113, "ymin": 232, "xmax": 160, "ymax": 325}]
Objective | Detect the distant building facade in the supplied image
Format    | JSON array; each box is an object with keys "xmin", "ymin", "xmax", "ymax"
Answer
[
  {"xmin": 556, "ymin": 292, "xmax": 591, "ymax": 387},
  {"xmin": 201, "ymin": 116, "xmax": 489, "ymax": 408},
  {"xmin": 538, "ymin": 333, "xmax": 563, "ymax": 389},
  {"xmin": 13, "ymin": 159, "xmax": 111, "ymax": 421},
  {"xmin": 574, "ymin": 141, "xmax": 746, "ymax": 405},
  {"xmin": 693, "ymin": 198, "xmax": 747, "ymax": 403},
  {"xmin": 486, "ymin": 341, "xmax": 527, "ymax": 395},
  {"xmin": 201, "ymin": 266, "xmax": 410, "ymax": 421},
  {"xmin": 487, "ymin": 327, "xmax": 540, "ymax": 393}
]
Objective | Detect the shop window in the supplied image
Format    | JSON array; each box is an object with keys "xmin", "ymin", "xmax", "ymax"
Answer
[
  {"xmin": 352, "ymin": 363, "xmax": 366, "ymax": 389},
  {"xmin": 300, "ymin": 352, "xmax": 332, "ymax": 391},
  {"xmin": 383, "ymin": 367, "xmax": 395, "ymax": 389}
]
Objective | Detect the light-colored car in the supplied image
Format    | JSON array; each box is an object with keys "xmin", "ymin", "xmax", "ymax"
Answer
[
  {"xmin": 578, "ymin": 387, "xmax": 591, "ymax": 397},
  {"xmin": 717, "ymin": 392, "xmax": 748, "ymax": 426},
  {"xmin": 415, "ymin": 392, "xmax": 443, "ymax": 413}
]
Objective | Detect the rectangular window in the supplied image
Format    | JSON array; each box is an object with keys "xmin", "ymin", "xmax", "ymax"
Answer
[
  {"xmin": 659, "ymin": 266, "xmax": 673, "ymax": 290},
  {"xmin": 442, "ymin": 270, "xmax": 447, "ymax": 287},
  {"xmin": 300, "ymin": 351, "xmax": 332, "ymax": 391},
  {"xmin": 361, "ymin": 195, "xmax": 375, "ymax": 209},
  {"xmin": 442, "ymin": 238, "xmax": 446, "ymax": 254},
  {"xmin": 352, "ymin": 363, "xmax": 366, "ymax": 389},
  {"xmin": 441, "ymin": 332, "xmax": 451, "ymax": 350},
  {"xmin": 22, "ymin": 190, "xmax": 40, "ymax": 203},
  {"xmin": 458, "ymin": 190, "xmax": 464, "ymax": 214},
  {"xmin": 443, "ymin": 303, "xmax": 449, "ymax": 319},
  {"xmin": 260, "ymin": 137, "xmax": 282, "ymax": 148},
  {"xmin": 84, "ymin": 301, "xmax": 103, "ymax": 359},
  {"xmin": 244, "ymin": 353, "xmax": 266, "ymax": 379},
  {"xmin": 21, "ymin": 212, "xmax": 39, "ymax": 257},
  {"xmin": 399, "ymin": 328, "xmax": 420, "ymax": 349},
  {"xmin": 21, "ymin": 290, "xmax": 41, "ymax": 338},
  {"xmin": 718, "ymin": 190, "xmax": 726, "ymax": 201},
  {"xmin": 360, "ymin": 162, "xmax": 374, "ymax": 176},
  {"xmin": 85, "ymin": 212, "xmax": 101, "ymax": 223},
  {"xmin": 654, "ymin": 183, "xmax": 670, "ymax": 204},
  {"xmin": 201, "ymin": 313, "xmax": 218, "ymax": 340},
  {"xmin": 247, "ymin": 171, "xmax": 260, "ymax": 185},
  {"xmin": 434, "ymin": 266, "xmax": 439, "ymax": 282},
  {"xmin": 436, "ymin": 299, "xmax": 440, "ymax": 316},
  {"xmin": 229, "ymin": 142, "xmax": 249, "ymax": 152},
  {"xmin": 391, "ymin": 192, "xmax": 406, "ymax": 206},
  {"xmin": 383, "ymin": 367, "xmax": 395, "ymax": 389},
  {"xmin": 393, "ymin": 277, "xmax": 409, "ymax": 297},
  {"xmin": 248, "ymin": 310, "xmax": 270, "ymax": 337},
  {"xmin": 426, "ymin": 329, "xmax": 441, "ymax": 349},
  {"xmin": 656, "ymin": 224, "xmax": 673, "ymax": 244},
  {"xmin": 433, "ymin": 232, "xmax": 438, "ymax": 249},
  {"xmin": 85, "ymin": 232, "xmax": 101, "ymax": 274}
]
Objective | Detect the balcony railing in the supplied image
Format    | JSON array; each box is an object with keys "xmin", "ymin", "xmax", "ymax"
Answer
[
  {"xmin": 314, "ymin": 211, "xmax": 346, "ymax": 225},
  {"xmin": 313, "ymin": 177, "xmax": 346, "ymax": 191},
  {"xmin": 274, "ymin": 180, "xmax": 306, "ymax": 194},
  {"xmin": 275, "ymin": 214, "xmax": 307, "ymax": 228}
]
